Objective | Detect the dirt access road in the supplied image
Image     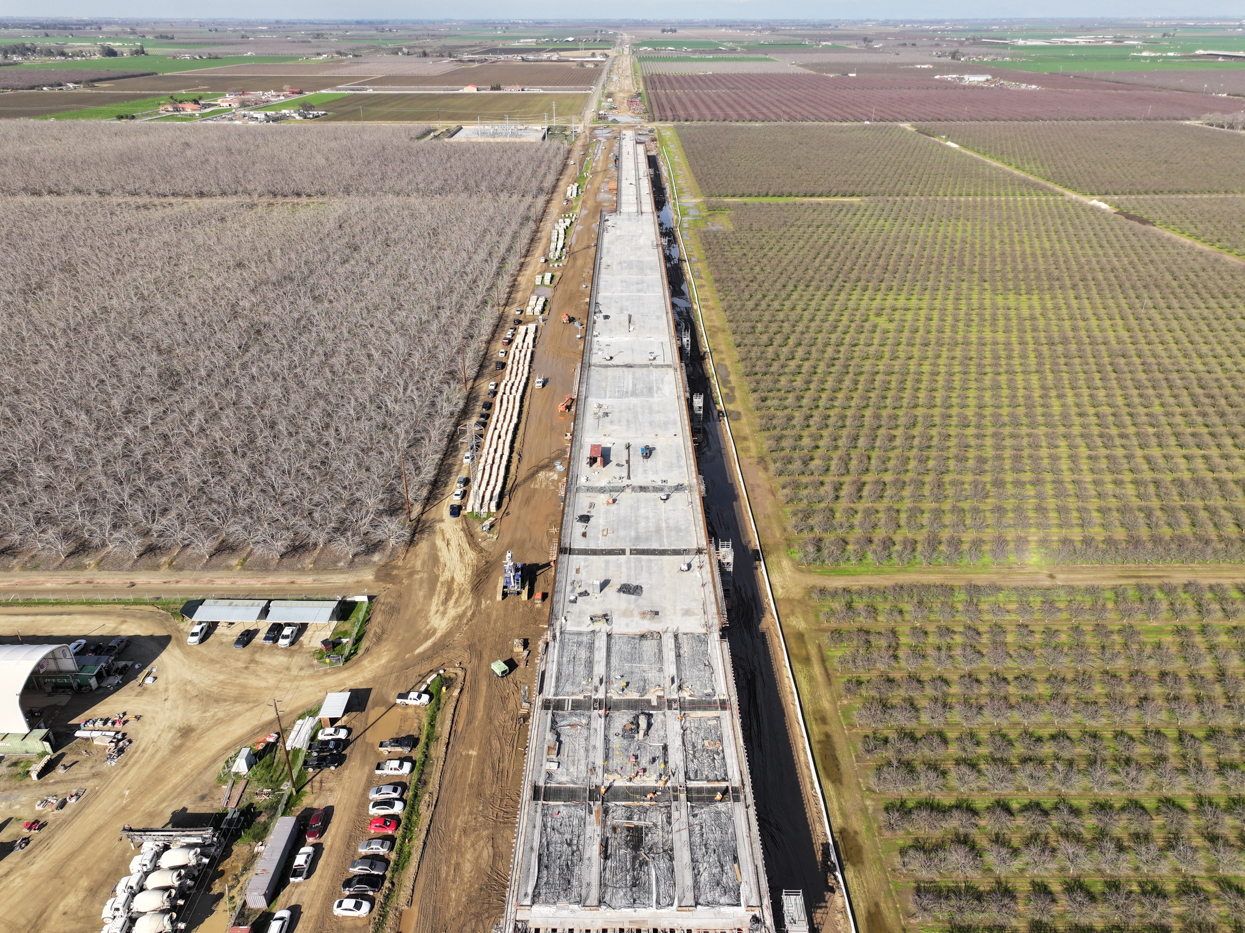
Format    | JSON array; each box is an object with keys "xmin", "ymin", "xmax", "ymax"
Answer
[{"xmin": 401, "ymin": 128, "xmax": 619, "ymax": 933}]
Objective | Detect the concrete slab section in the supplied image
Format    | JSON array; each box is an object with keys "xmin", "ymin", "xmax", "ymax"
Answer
[{"xmin": 505, "ymin": 130, "xmax": 772, "ymax": 932}]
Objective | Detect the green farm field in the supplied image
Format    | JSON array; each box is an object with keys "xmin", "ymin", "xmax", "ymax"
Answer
[
  {"xmin": 38, "ymin": 95, "xmax": 173, "ymax": 120},
  {"xmin": 819, "ymin": 580, "xmax": 1245, "ymax": 931},
  {"xmin": 0, "ymin": 90, "xmax": 159, "ymax": 119},
  {"xmin": 682, "ymin": 186, "xmax": 1245, "ymax": 567},
  {"xmin": 251, "ymin": 93, "xmax": 348, "ymax": 112},
  {"xmin": 317, "ymin": 91, "xmax": 587, "ymax": 123}
]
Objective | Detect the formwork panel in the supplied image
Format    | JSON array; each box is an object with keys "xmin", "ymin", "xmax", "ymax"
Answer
[
  {"xmin": 606, "ymin": 631, "xmax": 667, "ymax": 697},
  {"xmin": 682, "ymin": 713, "xmax": 728, "ymax": 783},
  {"xmin": 545, "ymin": 712, "xmax": 592, "ymax": 785},
  {"xmin": 601, "ymin": 803, "xmax": 676, "ymax": 909},
  {"xmin": 604, "ymin": 709, "xmax": 667, "ymax": 780},
  {"xmin": 534, "ymin": 803, "xmax": 588, "ymax": 905},
  {"xmin": 687, "ymin": 803, "xmax": 741, "ymax": 907},
  {"xmin": 675, "ymin": 632, "xmax": 717, "ymax": 698},
  {"xmin": 553, "ymin": 631, "xmax": 596, "ymax": 696}
]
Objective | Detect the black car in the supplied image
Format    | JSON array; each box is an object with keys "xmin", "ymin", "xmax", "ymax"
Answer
[
  {"xmin": 341, "ymin": 875, "xmax": 384, "ymax": 895},
  {"xmin": 379, "ymin": 736, "xmax": 416, "ymax": 754},
  {"xmin": 233, "ymin": 628, "xmax": 257, "ymax": 649},
  {"xmin": 486, "ymin": 388, "xmax": 497, "ymax": 399},
  {"xmin": 305, "ymin": 753, "xmax": 345, "ymax": 771},
  {"xmin": 512, "ymin": 317, "xmax": 522, "ymax": 325},
  {"xmin": 308, "ymin": 739, "xmax": 345, "ymax": 754},
  {"xmin": 480, "ymin": 401, "xmax": 493, "ymax": 412},
  {"xmin": 262, "ymin": 622, "xmax": 283, "ymax": 645},
  {"xmin": 448, "ymin": 504, "xmax": 462, "ymax": 518}
]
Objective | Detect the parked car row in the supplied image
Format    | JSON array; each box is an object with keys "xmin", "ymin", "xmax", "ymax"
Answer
[
  {"xmin": 330, "ymin": 733, "xmax": 413, "ymax": 919},
  {"xmin": 186, "ymin": 621, "xmax": 303, "ymax": 648},
  {"xmin": 306, "ymin": 725, "xmax": 350, "ymax": 772}
]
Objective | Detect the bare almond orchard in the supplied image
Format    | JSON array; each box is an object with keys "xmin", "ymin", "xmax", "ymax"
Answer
[{"xmin": 0, "ymin": 128, "xmax": 604, "ymax": 933}]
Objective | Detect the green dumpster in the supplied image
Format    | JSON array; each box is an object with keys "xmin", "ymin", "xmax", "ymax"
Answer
[{"xmin": 490, "ymin": 660, "xmax": 509, "ymax": 677}]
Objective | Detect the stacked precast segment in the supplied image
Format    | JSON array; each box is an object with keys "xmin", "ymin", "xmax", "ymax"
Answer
[{"xmin": 467, "ymin": 325, "xmax": 536, "ymax": 514}]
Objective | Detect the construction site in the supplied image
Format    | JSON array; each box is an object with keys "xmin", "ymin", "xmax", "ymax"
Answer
[{"xmin": 504, "ymin": 131, "xmax": 773, "ymax": 932}]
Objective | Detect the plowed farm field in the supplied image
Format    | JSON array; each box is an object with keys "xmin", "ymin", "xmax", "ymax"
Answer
[
  {"xmin": 920, "ymin": 121, "xmax": 1245, "ymax": 194},
  {"xmin": 352, "ymin": 62, "xmax": 599, "ymax": 89},
  {"xmin": 318, "ymin": 92, "xmax": 587, "ymax": 123},
  {"xmin": 646, "ymin": 72, "xmax": 1245, "ymax": 122}
]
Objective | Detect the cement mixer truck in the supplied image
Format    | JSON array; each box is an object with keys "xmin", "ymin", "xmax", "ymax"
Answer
[
  {"xmin": 158, "ymin": 847, "xmax": 201, "ymax": 870},
  {"xmin": 114, "ymin": 874, "xmax": 146, "ymax": 896},
  {"xmin": 132, "ymin": 912, "xmax": 176, "ymax": 933},
  {"xmin": 144, "ymin": 869, "xmax": 185, "ymax": 891},
  {"xmin": 129, "ymin": 847, "xmax": 163, "ymax": 874},
  {"xmin": 101, "ymin": 892, "xmax": 133, "ymax": 919},
  {"xmin": 131, "ymin": 889, "xmax": 177, "ymax": 914}
]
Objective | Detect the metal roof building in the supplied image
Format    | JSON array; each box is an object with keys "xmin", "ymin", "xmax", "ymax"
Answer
[
  {"xmin": 190, "ymin": 599, "xmax": 269, "ymax": 624},
  {"xmin": 320, "ymin": 691, "xmax": 351, "ymax": 725},
  {"xmin": 266, "ymin": 600, "xmax": 342, "ymax": 625},
  {"xmin": 0, "ymin": 644, "xmax": 77, "ymax": 733}
]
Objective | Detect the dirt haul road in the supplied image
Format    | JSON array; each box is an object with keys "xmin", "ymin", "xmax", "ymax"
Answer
[{"xmin": 401, "ymin": 129, "xmax": 619, "ymax": 933}]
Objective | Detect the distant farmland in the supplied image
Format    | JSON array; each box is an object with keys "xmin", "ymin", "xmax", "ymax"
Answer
[
  {"xmin": 0, "ymin": 68, "xmax": 154, "ymax": 89},
  {"xmin": 1112, "ymin": 195, "xmax": 1245, "ymax": 257},
  {"xmin": 922, "ymin": 121, "xmax": 1245, "ymax": 258},
  {"xmin": 0, "ymin": 90, "xmax": 160, "ymax": 119},
  {"xmin": 675, "ymin": 124, "xmax": 1050, "ymax": 197},
  {"xmin": 919, "ymin": 121, "xmax": 1245, "ymax": 195},
  {"xmin": 671, "ymin": 126, "xmax": 1245, "ymax": 567},
  {"xmin": 353, "ymin": 61, "xmax": 599, "ymax": 88},
  {"xmin": 318, "ymin": 91, "xmax": 587, "ymax": 123},
  {"xmin": 646, "ymin": 72, "xmax": 1245, "ymax": 121}
]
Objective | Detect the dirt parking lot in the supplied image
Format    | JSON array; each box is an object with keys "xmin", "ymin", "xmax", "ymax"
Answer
[{"xmin": 0, "ymin": 602, "xmax": 449, "ymax": 933}]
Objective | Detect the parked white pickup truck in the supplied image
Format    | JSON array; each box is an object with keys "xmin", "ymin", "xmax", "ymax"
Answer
[
  {"xmin": 395, "ymin": 670, "xmax": 445, "ymax": 707},
  {"xmin": 394, "ymin": 690, "xmax": 431, "ymax": 707}
]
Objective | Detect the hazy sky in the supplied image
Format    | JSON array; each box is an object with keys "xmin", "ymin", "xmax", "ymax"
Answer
[{"xmin": 7, "ymin": 3, "xmax": 1244, "ymax": 21}]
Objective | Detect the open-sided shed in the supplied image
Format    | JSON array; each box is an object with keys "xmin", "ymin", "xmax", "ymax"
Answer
[
  {"xmin": 319, "ymin": 691, "xmax": 351, "ymax": 726},
  {"xmin": 190, "ymin": 599, "xmax": 269, "ymax": 624},
  {"xmin": 266, "ymin": 599, "xmax": 342, "ymax": 626}
]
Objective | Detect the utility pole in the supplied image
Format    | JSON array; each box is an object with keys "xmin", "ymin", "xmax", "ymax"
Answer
[{"xmin": 271, "ymin": 699, "xmax": 296, "ymax": 789}]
